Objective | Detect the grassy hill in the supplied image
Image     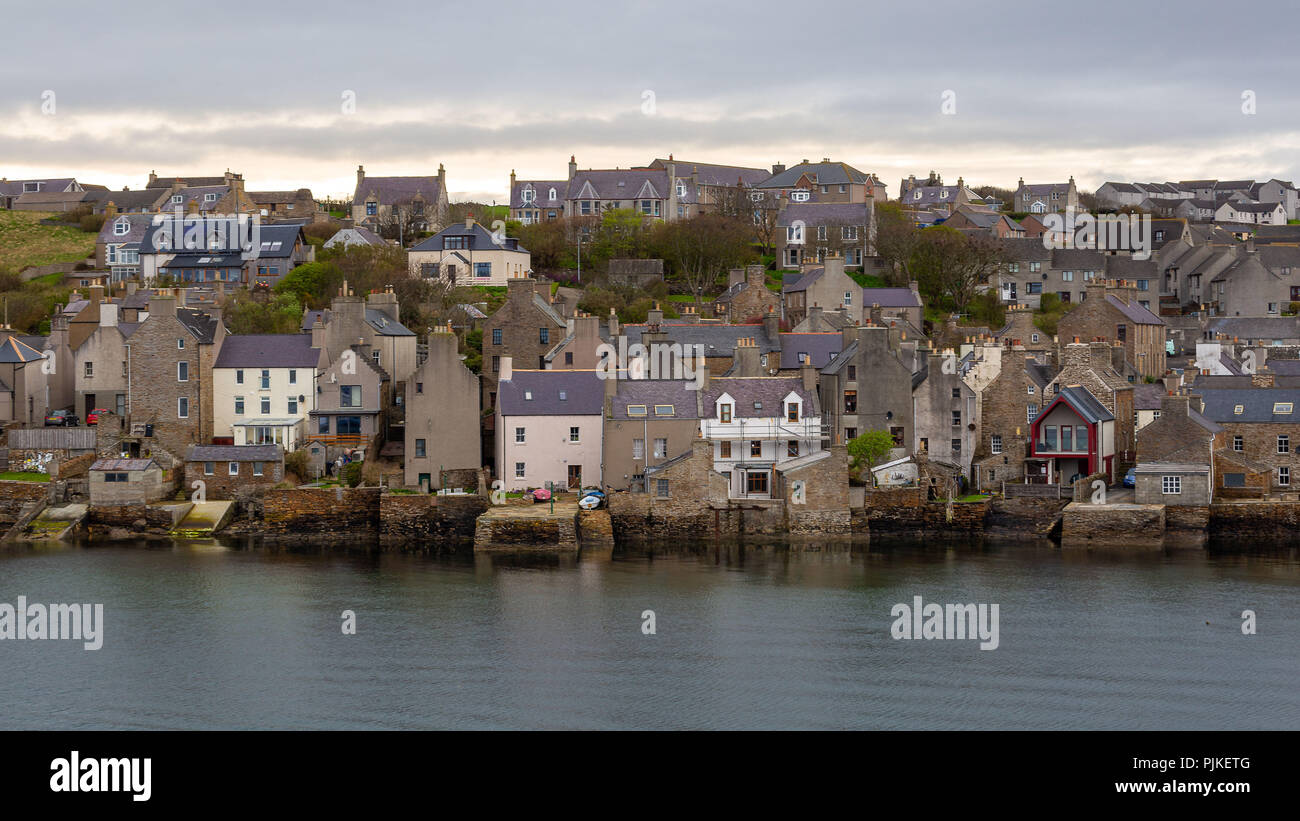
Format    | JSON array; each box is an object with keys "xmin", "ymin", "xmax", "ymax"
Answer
[{"xmin": 0, "ymin": 210, "xmax": 96, "ymax": 273}]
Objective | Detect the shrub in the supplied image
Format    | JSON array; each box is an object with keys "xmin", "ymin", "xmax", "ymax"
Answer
[
  {"xmin": 341, "ymin": 460, "xmax": 363, "ymax": 488},
  {"xmin": 79, "ymin": 214, "xmax": 106, "ymax": 233},
  {"xmin": 284, "ymin": 450, "xmax": 309, "ymax": 482}
]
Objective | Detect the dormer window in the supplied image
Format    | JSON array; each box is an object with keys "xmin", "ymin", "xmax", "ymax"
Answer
[
  {"xmin": 113, "ymin": 218, "xmax": 130, "ymax": 236},
  {"xmin": 204, "ymin": 193, "xmax": 217, "ymax": 202},
  {"xmin": 171, "ymin": 195, "xmax": 184, "ymax": 204},
  {"xmin": 786, "ymin": 403, "xmax": 798, "ymax": 422},
  {"xmin": 522, "ymin": 188, "xmax": 535, "ymax": 204},
  {"xmin": 548, "ymin": 187, "xmax": 557, "ymax": 201},
  {"xmin": 676, "ymin": 182, "xmax": 686, "ymax": 198},
  {"xmin": 719, "ymin": 404, "xmax": 732, "ymax": 423},
  {"xmin": 22, "ymin": 182, "xmax": 41, "ymax": 193},
  {"xmin": 791, "ymin": 190, "xmax": 810, "ymax": 202}
]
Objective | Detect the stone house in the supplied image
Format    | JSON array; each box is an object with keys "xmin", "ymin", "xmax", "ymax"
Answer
[
  {"xmin": 244, "ymin": 188, "xmax": 317, "ymax": 221},
  {"xmin": 819, "ymin": 325, "xmax": 914, "ymax": 453},
  {"xmin": 71, "ymin": 300, "xmax": 136, "ymax": 420},
  {"xmin": 1209, "ymin": 242, "xmax": 1295, "ymax": 317},
  {"xmin": 1057, "ymin": 281, "xmax": 1166, "ymax": 378},
  {"xmin": 1044, "ymin": 341, "xmax": 1136, "ymax": 480},
  {"xmin": 304, "ymin": 283, "xmax": 418, "ymax": 383},
  {"xmin": 994, "ymin": 304, "xmax": 1054, "ymax": 355},
  {"xmin": 861, "ymin": 284, "xmax": 923, "ymax": 330},
  {"xmin": 212, "ymin": 333, "xmax": 326, "ymax": 449},
  {"xmin": 0, "ymin": 335, "xmax": 50, "ymax": 426},
  {"xmin": 1134, "ymin": 392, "xmax": 1222, "ymax": 504},
  {"xmin": 183, "ymin": 444, "xmax": 284, "ymax": 500},
  {"xmin": 480, "ymin": 276, "xmax": 568, "ymax": 410},
  {"xmin": 309, "ymin": 344, "xmax": 387, "ymax": 457},
  {"xmin": 970, "ymin": 345, "xmax": 1043, "ymax": 490},
  {"xmin": 782, "ymin": 254, "xmax": 860, "ymax": 326},
  {"xmin": 602, "ymin": 378, "xmax": 701, "ymax": 491},
  {"xmin": 714, "ymin": 266, "xmax": 780, "ymax": 323},
  {"xmin": 88, "ymin": 457, "xmax": 168, "ymax": 505},
  {"xmin": 495, "ymin": 362, "xmax": 603, "ymax": 491},
  {"xmin": 645, "ymin": 157, "xmax": 772, "ymax": 219},
  {"xmin": 120, "ymin": 292, "xmax": 224, "ymax": 461},
  {"xmin": 912, "ymin": 347, "xmax": 978, "ymax": 477},
  {"xmin": 403, "ymin": 329, "xmax": 481, "ymax": 490},
  {"xmin": 1196, "ymin": 374, "xmax": 1300, "ymax": 495},
  {"xmin": 774, "ymin": 202, "xmax": 874, "ymax": 268},
  {"xmin": 1014, "ymin": 177, "xmax": 1078, "ymax": 214},
  {"xmin": 753, "ymin": 159, "xmax": 878, "ymax": 206},
  {"xmin": 408, "ymin": 217, "xmax": 531, "ymax": 287},
  {"xmin": 508, "ymin": 177, "xmax": 567, "ymax": 224},
  {"xmin": 352, "ymin": 164, "xmax": 449, "ymax": 234}
]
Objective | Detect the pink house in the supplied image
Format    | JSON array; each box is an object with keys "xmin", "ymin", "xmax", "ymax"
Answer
[{"xmin": 494, "ymin": 358, "xmax": 604, "ymax": 492}]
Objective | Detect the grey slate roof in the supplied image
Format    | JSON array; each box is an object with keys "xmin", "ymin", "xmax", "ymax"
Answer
[
  {"xmin": 1197, "ymin": 388, "xmax": 1300, "ymax": 423},
  {"xmin": 775, "ymin": 201, "xmax": 871, "ymax": 227},
  {"xmin": 757, "ymin": 161, "xmax": 869, "ymax": 189},
  {"xmin": 609, "ymin": 380, "xmax": 702, "ymax": 419},
  {"xmin": 701, "ymin": 376, "xmax": 818, "ymax": 416},
  {"xmin": 778, "ymin": 333, "xmax": 843, "ymax": 369},
  {"xmin": 511, "ymin": 180, "xmax": 568, "ymax": 210},
  {"xmin": 863, "ymin": 287, "xmax": 922, "ymax": 309},
  {"xmin": 214, "ymin": 334, "xmax": 321, "ymax": 368},
  {"xmin": 1206, "ymin": 316, "xmax": 1300, "ymax": 340},
  {"xmin": 498, "ymin": 370, "xmax": 604, "ymax": 415},
  {"xmin": 185, "ymin": 444, "xmax": 282, "ymax": 462},
  {"xmin": 409, "ymin": 221, "xmax": 526, "ymax": 253},
  {"xmin": 1052, "ymin": 385, "xmax": 1114, "ymax": 423},
  {"xmin": 364, "ymin": 308, "xmax": 415, "ymax": 337},
  {"xmin": 353, "ymin": 174, "xmax": 443, "ymax": 207},
  {"xmin": 1133, "ymin": 383, "xmax": 1166, "ymax": 410},
  {"xmin": 611, "ymin": 323, "xmax": 780, "ymax": 355},
  {"xmin": 176, "ymin": 307, "xmax": 221, "ymax": 343},
  {"xmin": 1107, "ymin": 294, "xmax": 1164, "ymax": 325}
]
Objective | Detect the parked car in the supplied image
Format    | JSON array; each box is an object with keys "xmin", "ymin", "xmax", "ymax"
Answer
[
  {"xmin": 86, "ymin": 408, "xmax": 112, "ymax": 425},
  {"xmin": 44, "ymin": 410, "xmax": 79, "ymax": 427},
  {"xmin": 1123, "ymin": 468, "xmax": 1136, "ymax": 488}
]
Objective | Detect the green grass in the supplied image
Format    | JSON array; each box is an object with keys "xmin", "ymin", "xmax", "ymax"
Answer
[
  {"xmin": 0, "ymin": 472, "xmax": 52, "ymax": 482},
  {"xmin": 0, "ymin": 211, "xmax": 96, "ymax": 272},
  {"xmin": 954, "ymin": 494, "xmax": 990, "ymax": 502},
  {"xmin": 850, "ymin": 272, "xmax": 886, "ymax": 288}
]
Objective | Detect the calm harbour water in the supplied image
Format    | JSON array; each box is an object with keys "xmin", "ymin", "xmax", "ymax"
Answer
[{"xmin": 1, "ymin": 538, "xmax": 1297, "ymax": 730}]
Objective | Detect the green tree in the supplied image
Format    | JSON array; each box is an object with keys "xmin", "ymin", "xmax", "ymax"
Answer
[{"xmin": 847, "ymin": 429, "xmax": 896, "ymax": 479}]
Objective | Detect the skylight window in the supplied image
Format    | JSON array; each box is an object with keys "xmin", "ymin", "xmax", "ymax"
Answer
[
  {"xmin": 525, "ymin": 390, "xmax": 533, "ymax": 400},
  {"xmin": 1274, "ymin": 402, "xmax": 1293, "ymax": 414},
  {"xmin": 627, "ymin": 404, "xmax": 647, "ymax": 417},
  {"xmin": 1234, "ymin": 405, "xmax": 1244, "ymax": 414}
]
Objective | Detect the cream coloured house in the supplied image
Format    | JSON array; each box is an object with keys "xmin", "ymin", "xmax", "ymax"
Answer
[
  {"xmin": 212, "ymin": 334, "xmax": 326, "ymax": 449},
  {"xmin": 407, "ymin": 218, "xmax": 530, "ymax": 287}
]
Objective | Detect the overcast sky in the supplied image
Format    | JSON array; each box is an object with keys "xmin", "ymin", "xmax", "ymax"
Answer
[{"xmin": 4, "ymin": 0, "xmax": 1298, "ymax": 203}]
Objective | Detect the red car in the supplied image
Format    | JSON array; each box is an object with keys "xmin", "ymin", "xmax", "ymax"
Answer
[{"xmin": 86, "ymin": 408, "xmax": 112, "ymax": 425}]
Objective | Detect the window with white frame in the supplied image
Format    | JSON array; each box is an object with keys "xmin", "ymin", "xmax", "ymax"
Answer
[
  {"xmin": 991, "ymin": 434, "xmax": 1002, "ymax": 454},
  {"xmin": 1281, "ymin": 467, "xmax": 1291, "ymax": 486},
  {"xmin": 1162, "ymin": 475, "xmax": 1181, "ymax": 494}
]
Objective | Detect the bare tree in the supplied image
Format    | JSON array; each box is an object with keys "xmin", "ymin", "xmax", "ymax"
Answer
[{"xmin": 655, "ymin": 213, "xmax": 754, "ymax": 304}]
